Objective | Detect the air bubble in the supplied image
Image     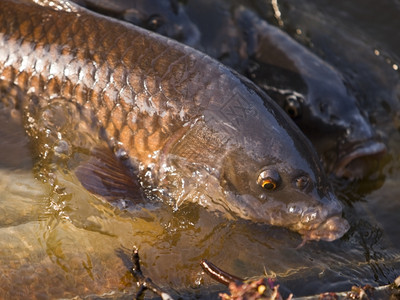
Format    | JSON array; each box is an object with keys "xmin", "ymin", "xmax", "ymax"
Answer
[{"xmin": 54, "ymin": 139, "xmax": 71, "ymax": 157}]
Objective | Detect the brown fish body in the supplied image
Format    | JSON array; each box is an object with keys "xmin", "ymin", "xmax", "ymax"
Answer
[
  {"xmin": 1, "ymin": 0, "xmax": 208, "ymax": 167},
  {"xmin": 0, "ymin": 0, "xmax": 267, "ymax": 170},
  {"xmin": 0, "ymin": 0, "xmax": 349, "ymax": 241}
]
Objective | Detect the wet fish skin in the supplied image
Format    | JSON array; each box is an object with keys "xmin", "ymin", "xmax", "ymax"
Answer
[
  {"xmin": 239, "ymin": 7, "xmax": 386, "ymax": 179},
  {"xmin": 0, "ymin": 0, "xmax": 203, "ymax": 167},
  {"xmin": 177, "ymin": 0, "xmax": 386, "ymax": 179},
  {"xmin": 0, "ymin": 0, "xmax": 349, "ymax": 241},
  {"xmin": 72, "ymin": 0, "xmax": 386, "ymax": 180}
]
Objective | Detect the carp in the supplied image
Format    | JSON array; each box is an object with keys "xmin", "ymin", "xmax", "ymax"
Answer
[
  {"xmin": 75, "ymin": 0, "xmax": 386, "ymax": 180},
  {"xmin": 0, "ymin": 0, "xmax": 349, "ymax": 242}
]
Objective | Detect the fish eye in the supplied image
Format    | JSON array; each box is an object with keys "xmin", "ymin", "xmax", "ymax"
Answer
[
  {"xmin": 284, "ymin": 95, "xmax": 302, "ymax": 118},
  {"xmin": 257, "ymin": 169, "xmax": 281, "ymax": 191},
  {"xmin": 146, "ymin": 15, "xmax": 165, "ymax": 31},
  {"xmin": 295, "ymin": 175, "xmax": 310, "ymax": 190}
]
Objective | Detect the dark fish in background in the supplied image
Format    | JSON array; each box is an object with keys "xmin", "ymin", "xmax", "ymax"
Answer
[
  {"xmin": 235, "ymin": 7, "xmax": 387, "ymax": 179},
  {"xmin": 83, "ymin": 0, "xmax": 386, "ymax": 179},
  {"xmin": 185, "ymin": 0, "xmax": 386, "ymax": 180},
  {"xmin": 0, "ymin": 0, "xmax": 349, "ymax": 242},
  {"xmin": 72, "ymin": 0, "xmax": 200, "ymax": 47},
  {"xmin": 271, "ymin": 0, "xmax": 400, "ymax": 135}
]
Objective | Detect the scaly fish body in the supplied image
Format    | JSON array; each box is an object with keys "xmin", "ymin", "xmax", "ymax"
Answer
[{"xmin": 0, "ymin": 0, "xmax": 349, "ymax": 241}]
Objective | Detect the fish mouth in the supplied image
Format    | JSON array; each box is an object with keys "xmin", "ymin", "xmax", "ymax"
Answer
[
  {"xmin": 298, "ymin": 215, "xmax": 350, "ymax": 247},
  {"xmin": 334, "ymin": 140, "xmax": 386, "ymax": 179}
]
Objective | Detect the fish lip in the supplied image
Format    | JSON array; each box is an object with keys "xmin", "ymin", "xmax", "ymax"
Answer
[
  {"xmin": 299, "ymin": 215, "xmax": 350, "ymax": 243},
  {"xmin": 334, "ymin": 140, "xmax": 386, "ymax": 179}
]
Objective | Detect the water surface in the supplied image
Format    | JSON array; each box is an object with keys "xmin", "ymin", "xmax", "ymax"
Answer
[{"xmin": 0, "ymin": 0, "xmax": 399, "ymax": 298}]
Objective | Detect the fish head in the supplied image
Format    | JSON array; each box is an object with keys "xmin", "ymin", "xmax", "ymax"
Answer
[
  {"xmin": 122, "ymin": 0, "xmax": 200, "ymax": 46},
  {"xmin": 220, "ymin": 148, "xmax": 349, "ymax": 243},
  {"xmin": 212, "ymin": 91, "xmax": 350, "ymax": 242},
  {"xmin": 272, "ymin": 73, "xmax": 386, "ymax": 180}
]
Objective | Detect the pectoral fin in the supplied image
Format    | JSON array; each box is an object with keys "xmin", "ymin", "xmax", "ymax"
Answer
[
  {"xmin": 75, "ymin": 147, "xmax": 146, "ymax": 208},
  {"xmin": 0, "ymin": 106, "xmax": 32, "ymax": 169}
]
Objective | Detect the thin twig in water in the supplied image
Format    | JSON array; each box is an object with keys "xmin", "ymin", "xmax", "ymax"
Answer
[{"xmin": 130, "ymin": 247, "xmax": 174, "ymax": 300}]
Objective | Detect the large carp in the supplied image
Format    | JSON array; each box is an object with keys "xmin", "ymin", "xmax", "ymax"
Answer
[
  {"xmin": 73, "ymin": 0, "xmax": 386, "ymax": 180},
  {"xmin": 183, "ymin": 0, "xmax": 386, "ymax": 180},
  {"xmin": 0, "ymin": 0, "xmax": 349, "ymax": 242}
]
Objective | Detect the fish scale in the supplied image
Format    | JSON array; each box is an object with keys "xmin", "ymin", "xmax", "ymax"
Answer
[
  {"xmin": 1, "ymin": 2, "xmax": 191, "ymax": 160},
  {"xmin": 0, "ymin": 0, "xmax": 349, "ymax": 242}
]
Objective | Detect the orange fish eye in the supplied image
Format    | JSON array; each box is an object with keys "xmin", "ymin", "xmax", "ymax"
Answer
[
  {"xmin": 261, "ymin": 179, "xmax": 277, "ymax": 190},
  {"xmin": 257, "ymin": 169, "xmax": 281, "ymax": 191}
]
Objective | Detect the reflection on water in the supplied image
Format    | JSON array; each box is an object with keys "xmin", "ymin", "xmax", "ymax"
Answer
[
  {"xmin": 1, "ymin": 143, "xmax": 400, "ymax": 298},
  {"xmin": 0, "ymin": 0, "xmax": 400, "ymax": 298}
]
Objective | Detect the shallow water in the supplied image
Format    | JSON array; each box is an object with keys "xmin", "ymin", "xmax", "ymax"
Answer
[{"xmin": 0, "ymin": 0, "xmax": 400, "ymax": 299}]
